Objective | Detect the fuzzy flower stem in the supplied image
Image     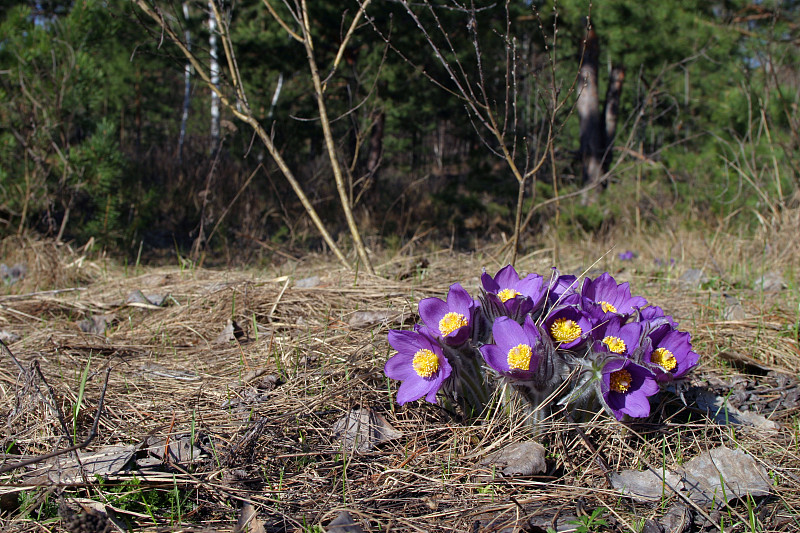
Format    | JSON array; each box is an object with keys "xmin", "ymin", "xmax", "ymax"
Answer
[{"xmin": 445, "ymin": 346, "xmax": 490, "ymax": 417}]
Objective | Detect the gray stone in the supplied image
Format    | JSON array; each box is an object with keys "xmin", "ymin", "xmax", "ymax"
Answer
[
  {"xmin": 722, "ymin": 294, "xmax": 745, "ymax": 320},
  {"xmin": 295, "ymin": 275, "xmax": 321, "ymax": 288},
  {"xmin": 660, "ymin": 503, "xmax": 692, "ymax": 533},
  {"xmin": 754, "ymin": 271, "xmax": 785, "ymax": 292},
  {"xmin": 681, "ymin": 446, "xmax": 772, "ymax": 508},
  {"xmin": 326, "ymin": 511, "xmax": 365, "ymax": 533},
  {"xmin": 478, "ymin": 441, "xmax": 547, "ymax": 476},
  {"xmin": 678, "ymin": 269, "xmax": 707, "ymax": 287},
  {"xmin": 610, "ymin": 468, "xmax": 683, "ymax": 502}
]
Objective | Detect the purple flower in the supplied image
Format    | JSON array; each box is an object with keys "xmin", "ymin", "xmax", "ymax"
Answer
[
  {"xmin": 547, "ymin": 269, "xmax": 579, "ymax": 305},
  {"xmin": 600, "ymin": 358, "xmax": 659, "ymax": 420},
  {"xmin": 480, "ymin": 316, "xmax": 542, "ymax": 380},
  {"xmin": 543, "ymin": 305, "xmax": 593, "ymax": 350},
  {"xmin": 481, "ymin": 265, "xmax": 546, "ymax": 318},
  {"xmin": 644, "ymin": 329, "xmax": 700, "ymax": 382},
  {"xmin": 638, "ymin": 305, "xmax": 678, "ymax": 329},
  {"xmin": 618, "ymin": 250, "xmax": 635, "ymax": 261},
  {"xmin": 386, "ymin": 329, "xmax": 452, "ymax": 404},
  {"xmin": 581, "ymin": 272, "xmax": 647, "ymax": 318},
  {"xmin": 418, "ymin": 283, "xmax": 475, "ymax": 345},
  {"xmin": 591, "ymin": 317, "xmax": 643, "ymax": 356}
]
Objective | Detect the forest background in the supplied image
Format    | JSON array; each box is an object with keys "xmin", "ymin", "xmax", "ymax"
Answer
[{"xmin": 1, "ymin": 0, "xmax": 799, "ymax": 266}]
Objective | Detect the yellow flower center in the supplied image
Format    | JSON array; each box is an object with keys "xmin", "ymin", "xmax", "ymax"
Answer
[
  {"xmin": 550, "ymin": 318, "xmax": 582, "ymax": 343},
  {"xmin": 507, "ymin": 344, "xmax": 532, "ymax": 371},
  {"xmin": 412, "ymin": 349, "xmax": 439, "ymax": 378},
  {"xmin": 439, "ymin": 312, "xmax": 468, "ymax": 336},
  {"xmin": 497, "ymin": 288, "xmax": 520, "ymax": 303},
  {"xmin": 651, "ymin": 347, "xmax": 677, "ymax": 372},
  {"xmin": 610, "ymin": 369, "xmax": 632, "ymax": 393},
  {"xmin": 600, "ymin": 301, "xmax": 617, "ymax": 313},
  {"xmin": 603, "ymin": 335, "xmax": 626, "ymax": 353}
]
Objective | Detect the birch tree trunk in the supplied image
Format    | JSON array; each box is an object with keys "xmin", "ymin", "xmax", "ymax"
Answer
[
  {"xmin": 208, "ymin": 1, "xmax": 220, "ymax": 152},
  {"xmin": 178, "ymin": 1, "xmax": 191, "ymax": 164}
]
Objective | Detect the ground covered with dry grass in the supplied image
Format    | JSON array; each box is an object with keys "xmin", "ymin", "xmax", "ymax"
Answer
[{"xmin": 0, "ymin": 229, "xmax": 799, "ymax": 533}]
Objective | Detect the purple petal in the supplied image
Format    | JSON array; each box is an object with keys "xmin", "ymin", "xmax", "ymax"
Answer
[
  {"xmin": 425, "ymin": 383, "xmax": 443, "ymax": 404},
  {"xmin": 621, "ymin": 391, "xmax": 651, "ymax": 418},
  {"xmin": 605, "ymin": 391, "xmax": 626, "ymax": 419},
  {"xmin": 618, "ymin": 322, "xmax": 643, "ymax": 352},
  {"xmin": 521, "ymin": 315, "xmax": 542, "ymax": 343},
  {"xmin": 494, "ymin": 265, "xmax": 521, "ymax": 289},
  {"xmin": 481, "ymin": 271, "xmax": 500, "ymax": 293},
  {"xmin": 388, "ymin": 329, "xmax": 423, "ymax": 353},
  {"xmin": 637, "ymin": 375, "xmax": 660, "ymax": 397},
  {"xmin": 384, "ymin": 351, "xmax": 416, "ymax": 380},
  {"xmin": 491, "ymin": 317, "xmax": 524, "ymax": 352},
  {"xmin": 603, "ymin": 357, "xmax": 626, "ymax": 374},
  {"xmin": 396, "ymin": 376, "xmax": 431, "ymax": 405},
  {"xmin": 418, "ymin": 297, "xmax": 448, "ymax": 332},
  {"xmin": 550, "ymin": 273, "xmax": 578, "ymax": 301},
  {"xmin": 622, "ymin": 295, "xmax": 648, "ymax": 314},
  {"xmin": 447, "ymin": 283, "xmax": 473, "ymax": 312},
  {"xmin": 480, "ymin": 343, "xmax": 510, "ymax": 373},
  {"xmin": 517, "ymin": 274, "xmax": 543, "ymax": 296}
]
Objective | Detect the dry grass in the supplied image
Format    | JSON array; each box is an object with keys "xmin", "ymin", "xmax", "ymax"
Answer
[{"xmin": 0, "ymin": 226, "xmax": 799, "ymax": 533}]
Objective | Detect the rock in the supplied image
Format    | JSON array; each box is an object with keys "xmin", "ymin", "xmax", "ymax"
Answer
[
  {"xmin": 294, "ymin": 276, "xmax": 320, "ymax": 288},
  {"xmin": 331, "ymin": 407, "xmax": 402, "ymax": 453},
  {"xmin": 683, "ymin": 386, "xmax": 780, "ymax": 434},
  {"xmin": 722, "ymin": 294, "xmax": 745, "ymax": 320},
  {"xmin": 326, "ymin": 511, "xmax": 365, "ymax": 533},
  {"xmin": 678, "ymin": 269, "xmax": 707, "ymax": 287},
  {"xmin": 660, "ymin": 503, "xmax": 692, "ymax": 533},
  {"xmin": 478, "ymin": 441, "xmax": 547, "ymax": 477},
  {"xmin": 214, "ymin": 319, "xmax": 245, "ymax": 344},
  {"xmin": 754, "ymin": 271, "xmax": 785, "ymax": 292},
  {"xmin": 1, "ymin": 263, "xmax": 26, "ymax": 285},
  {"xmin": 348, "ymin": 310, "xmax": 395, "ymax": 328},
  {"xmin": 640, "ymin": 519, "xmax": 664, "ymax": 533},
  {"xmin": 0, "ymin": 330, "xmax": 21, "ymax": 344},
  {"xmin": 78, "ymin": 314, "xmax": 116, "ymax": 335},
  {"xmin": 610, "ymin": 468, "xmax": 683, "ymax": 502},
  {"xmin": 681, "ymin": 446, "xmax": 771, "ymax": 509}
]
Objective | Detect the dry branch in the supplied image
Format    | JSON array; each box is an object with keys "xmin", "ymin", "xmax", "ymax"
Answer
[{"xmin": 133, "ymin": 0, "xmax": 353, "ymax": 271}]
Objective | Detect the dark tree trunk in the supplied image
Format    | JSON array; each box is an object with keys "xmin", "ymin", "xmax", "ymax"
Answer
[
  {"xmin": 603, "ymin": 67, "xmax": 625, "ymax": 172},
  {"xmin": 365, "ymin": 110, "xmax": 385, "ymax": 180},
  {"xmin": 577, "ymin": 27, "xmax": 625, "ymax": 188},
  {"xmin": 577, "ymin": 28, "xmax": 602, "ymax": 187}
]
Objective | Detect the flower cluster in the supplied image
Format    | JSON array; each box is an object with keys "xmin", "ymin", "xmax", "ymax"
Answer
[{"xmin": 385, "ymin": 265, "xmax": 700, "ymax": 422}]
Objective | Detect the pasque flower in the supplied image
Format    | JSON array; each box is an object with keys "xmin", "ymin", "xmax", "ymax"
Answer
[
  {"xmin": 547, "ymin": 269, "xmax": 579, "ymax": 306},
  {"xmin": 591, "ymin": 317, "xmax": 643, "ymax": 356},
  {"xmin": 386, "ymin": 328, "xmax": 452, "ymax": 405},
  {"xmin": 637, "ymin": 305, "xmax": 679, "ymax": 333},
  {"xmin": 581, "ymin": 272, "xmax": 647, "ymax": 318},
  {"xmin": 599, "ymin": 357, "xmax": 659, "ymax": 420},
  {"xmin": 419, "ymin": 283, "xmax": 474, "ymax": 345},
  {"xmin": 543, "ymin": 305, "xmax": 593, "ymax": 350},
  {"xmin": 481, "ymin": 265, "xmax": 547, "ymax": 319},
  {"xmin": 480, "ymin": 316, "xmax": 543, "ymax": 380},
  {"xmin": 644, "ymin": 328, "xmax": 700, "ymax": 382},
  {"xmin": 385, "ymin": 265, "xmax": 700, "ymax": 424}
]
